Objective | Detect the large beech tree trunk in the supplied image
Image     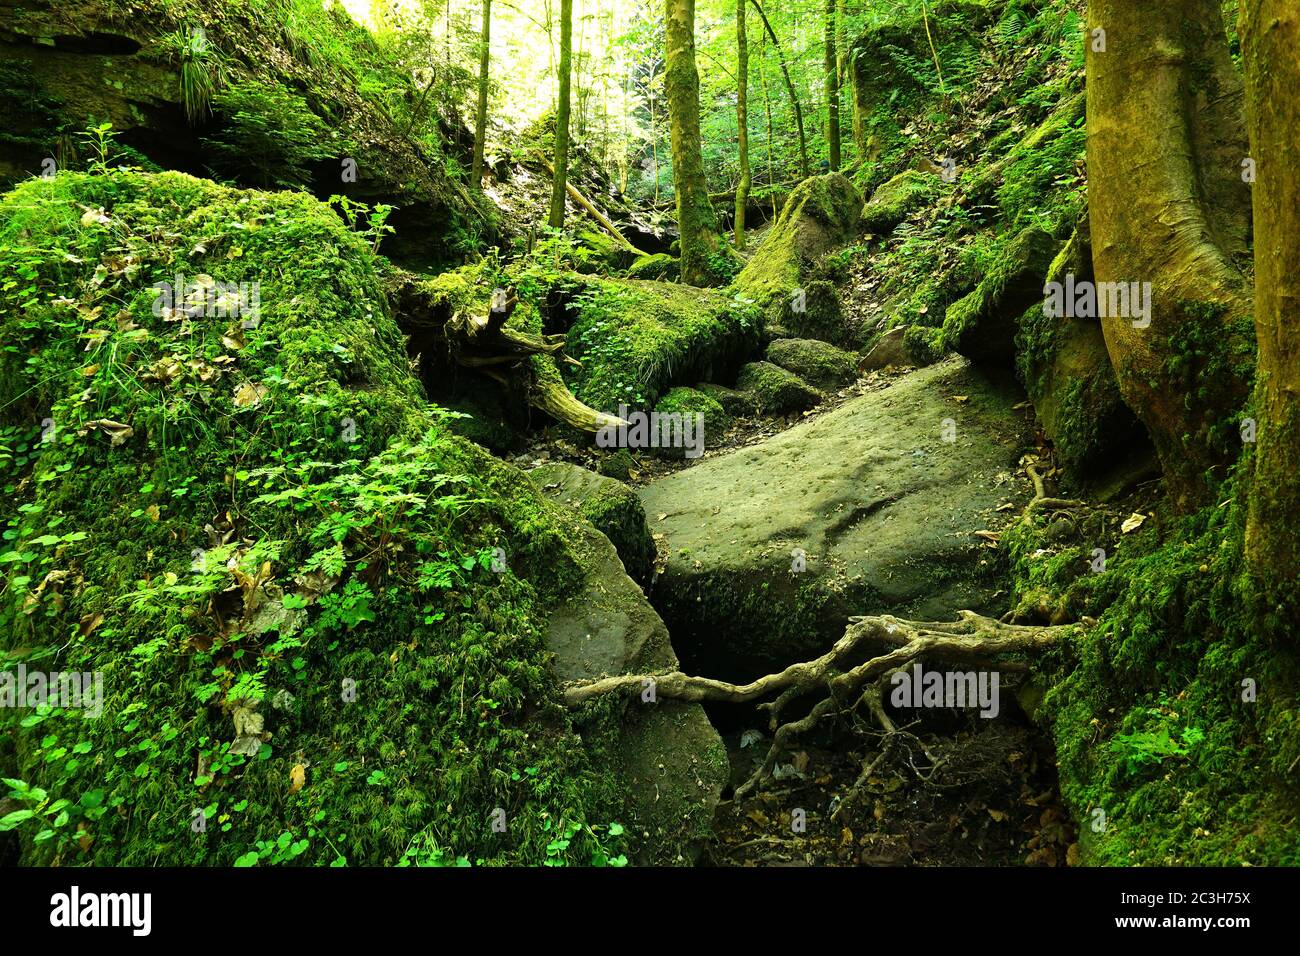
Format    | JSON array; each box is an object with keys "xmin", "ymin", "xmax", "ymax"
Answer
[
  {"xmin": 1241, "ymin": 1, "xmax": 1300, "ymax": 609},
  {"xmin": 1086, "ymin": 0, "xmax": 1254, "ymax": 508},
  {"xmin": 665, "ymin": 0, "xmax": 724, "ymax": 284}
]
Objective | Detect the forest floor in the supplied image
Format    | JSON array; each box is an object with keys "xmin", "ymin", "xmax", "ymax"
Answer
[{"xmin": 521, "ymin": 338, "xmax": 1081, "ymax": 865}]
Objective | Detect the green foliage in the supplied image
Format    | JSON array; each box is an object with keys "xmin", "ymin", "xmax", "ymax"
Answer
[
  {"xmin": 203, "ymin": 81, "xmax": 335, "ymax": 189},
  {"xmin": 0, "ymin": 170, "xmax": 631, "ymax": 866}
]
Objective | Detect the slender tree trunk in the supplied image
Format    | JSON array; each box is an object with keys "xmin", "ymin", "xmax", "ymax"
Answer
[
  {"xmin": 649, "ymin": 80, "xmax": 660, "ymax": 204},
  {"xmin": 549, "ymin": 0, "xmax": 573, "ymax": 228},
  {"xmin": 735, "ymin": 0, "xmax": 751, "ymax": 250},
  {"xmin": 1241, "ymin": 0, "xmax": 1300, "ymax": 608},
  {"xmin": 824, "ymin": 0, "xmax": 840, "ymax": 170},
  {"xmin": 471, "ymin": 0, "xmax": 491, "ymax": 191},
  {"xmin": 1086, "ymin": 0, "xmax": 1253, "ymax": 509},
  {"xmin": 759, "ymin": 31, "xmax": 776, "ymax": 218},
  {"xmin": 750, "ymin": 0, "xmax": 809, "ymax": 178},
  {"xmin": 665, "ymin": 0, "xmax": 724, "ymax": 284}
]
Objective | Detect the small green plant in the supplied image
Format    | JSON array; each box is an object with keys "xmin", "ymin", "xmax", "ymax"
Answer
[
  {"xmin": 76, "ymin": 123, "xmax": 118, "ymax": 174},
  {"xmin": 328, "ymin": 195, "xmax": 396, "ymax": 253}
]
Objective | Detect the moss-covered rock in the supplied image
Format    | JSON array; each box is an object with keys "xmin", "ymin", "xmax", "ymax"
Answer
[
  {"xmin": 939, "ymin": 225, "xmax": 1060, "ymax": 365},
  {"xmin": 528, "ymin": 463, "xmax": 655, "ymax": 585},
  {"xmin": 655, "ymin": 386, "xmax": 730, "ymax": 440},
  {"xmin": 0, "ymin": 170, "xmax": 722, "ymax": 866},
  {"xmin": 563, "ymin": 277, "xmax": 761, "ymax": 414},
  {"xmin": 765, "ymin": 338, "xmax": 858, "ymax": 389},
  {"xmin": 595, "ymin": 448, "xmax": 637, "ymax": 481},
  {"xmin": 626, "ymin": 253, "xmax": 679, "ymax": 282},
  {"xmin": 1014, "ymin": 221, "xmax": 1145, "ymax": 485},
  {"xmin": 0, "ymin": 0, "xmax": 492, "ymax": 267},
  {"xmin": 735, "ymin": 362, "xmax": 823, "ymax": 415},
  {"xmin": 574, "ymin": 228, "xmax": 637, "ymax": 274},
  {"xmin": 696, "ymin": 382, "xmax": 757, "ymax": 417},
  {"xmin": 860, "ymin": 169, "xmax": 944, "ymax": 235},
  {"xmin": 731, "ymin": 173, "xmax": 862, "ymax": 345}
]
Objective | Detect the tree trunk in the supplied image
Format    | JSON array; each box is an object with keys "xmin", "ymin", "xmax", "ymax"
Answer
[
  {"xmin": 824, "ymin": 0, "xmax": 841, "ymax": 171},
  {"xmin": 471, "ymin": 0, "xmax": 491, "ymax": 191},
  {"xmin": 665, "ymin": 0, "xmax": 724, "ymax": 284},
  {"xmin": 750, "ymin": 0, "xmax": 809, "ymax": 178},
  {"xmin": 548, "ymin": 0, "xmax": 573, "ymax": 228},
  {"xmin": 1086, "ymin": 0, "xmax": 1253, "ymax": 509},
  {"xmin": 735, "ymin": 0, "xmax": 751, "ymax": 250},
  {"xmin": 1241, "ymin": 1, "xmax": 1300, "ymax": 608}
]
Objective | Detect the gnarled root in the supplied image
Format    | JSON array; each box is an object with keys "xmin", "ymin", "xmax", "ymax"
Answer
[{"xmin": 562, "ymin": 610, "xmax": 1072, "ymax": 795}]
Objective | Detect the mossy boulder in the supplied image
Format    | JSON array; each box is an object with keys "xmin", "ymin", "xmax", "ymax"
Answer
[
  {"xmin": 731, "ymin": 173, "xmax": 862, "ymax": 345},
  {"xmin": 656, "ymin": 386, "xmax": 730, "ymax": 441},
  {"xmin": 1014, "ymin": 222, "xmax": 1145, "ymax": 486},
  {"xmin": 563, "ymin": 277, "xmax": 761, "ymax": 414},
  {"xmin": 528, "ymin": 462, "xmax": 655, "ymax": 584},
  {"xmin": 696, "ymin": 382, "xmax": 757, "ymax": 417},
  {"xmin": 939, "ymin": 225, "xmax": 1060, "ymax": 365},
  {"xmin": 736, "ymin": 362, "xmax": 824, "ymax": 415},
  {"xmin": 860, "ymin": 169, "xmax": 944, "ymax": 234},
  {"xmin": 765, "ymin": 338, "xmax": 859, "ymax": 389},
  {"xmin": 627, "ymin": 253, "xmax": 679, "ymax": 282},
  {"xmin": 0, "ymin": 170, "xmax": 722, "ymax": 866},
  {"xmin": 574, "ymin": 228, "xmax": 637, "ymax": 274}
]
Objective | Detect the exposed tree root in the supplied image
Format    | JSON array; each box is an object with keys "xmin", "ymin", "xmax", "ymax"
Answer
[
  {"xmin": 563, "ymin": 610, "xmax": 1072, "ymax": 794},
  {"xmin": 1023, "ymin": 462, "xmax": 1083, "ymax": 516},
  {"xmin": 391, "ymin": 274, "xmax": 624, "ymax": 433}
]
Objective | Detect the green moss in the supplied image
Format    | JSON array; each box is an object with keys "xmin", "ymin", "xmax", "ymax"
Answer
[
  {"xmin": 764, "ymin": 338, "xmax": 857, "ymax": 389},
  {"xmin": 0, "ymin": 170, "xmax": 640, "ymax": 866},
  {"xmin": 655, "ymin": 386, "xmax": 730, "ymax": 436},
  {"xmin": 730, "ymin": 174, "xmax": 861, "ymax": 343},
  {"xmin": 563, "ymin": 277, "xmax": 760, "ymax": 413},
  {"xmin": 735, "ymin": 362, "xmax": 823, "ymax": 415},
  {"xmin": 528, "ymin": 463, "xmax": 655, "ymax": 585},
  {"xmin": 860, "ymin": 170, "xmax": 944, "ymax": 235},
  {"xmin": 626, "ymin": 253, "xmax": 679, "ymax": 282},
  {"xmin": 1006, "ymin": 472, "xmax": 1300, "ymax": 865}
]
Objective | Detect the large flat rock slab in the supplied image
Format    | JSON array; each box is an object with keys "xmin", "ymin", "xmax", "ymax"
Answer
[{"xmin": 639, "ymin": 358, "xmax": 1029, "ymax": 679}]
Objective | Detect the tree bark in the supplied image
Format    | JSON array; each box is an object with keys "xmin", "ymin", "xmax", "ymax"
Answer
[
  {"xmin": 825, "ymin": 0, "xmax": 841, "ymax": 171},
  {"xmin": 471, "ymin": 0, "xmax": 491, "ymax": 191},
  {"xmin": 1241, "ymin": 1, "xmax": 1300, "ymax": 609},
  {"xmin": 735, "ymin": 0, "xmax": 751, "ymax": 250},
  {"xmin": 665, "ymin": 0, "xmax": 724, "ymax": 284},
  {"xmin": 1086, "ymin": 0, "xmax": 1254, "ymax": 509},
  {"xmin": 549, "ymin": 0, "xmax": 573, "ymax": 228},
  {"xmin": 750, "ymin": 0, "xmax": 809, "ymax": 178}
]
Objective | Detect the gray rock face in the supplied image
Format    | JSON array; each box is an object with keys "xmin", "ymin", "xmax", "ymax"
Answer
[
  {"xmin": 639, "ymin": 358, "xmax": 1029, "ymax": 679},
  {"xmin": 545, "ymin": 510, "xmax": 727, "ymax": 864},
  {"xmin": 529, "ymin": 461, "xmax": 655, "ymax": 584}
]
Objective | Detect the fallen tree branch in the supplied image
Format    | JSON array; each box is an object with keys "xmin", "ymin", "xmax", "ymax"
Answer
[{"xmin": 537, "ymin": 156, "xmax": 640, "ymax": 253}]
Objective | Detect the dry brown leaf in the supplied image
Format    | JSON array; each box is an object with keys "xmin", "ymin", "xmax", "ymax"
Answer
[
  {"xmin": 1121, "ymin": 512, "xmax": 1147, "ymax": 533},
  {"xmin": 233, "ymin": 382, "xmax": 268, "ymax": 408}
]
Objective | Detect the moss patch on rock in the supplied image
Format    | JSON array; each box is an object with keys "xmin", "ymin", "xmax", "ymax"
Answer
[
  {"xmin": 731, "ymin": 173, "xmax": 861, "ymax": 345},
  {"xmin": 735, "ymin": 362, "xmax": 823, "ymax": 415},
  {"xmin": 765, "ymin": 338, "xmax": 858, "ymax": 389},
  {"xmin": 528, "ymin": 463, "xmax": 655, "ymax": 585},
  {"xmin": 860, "ymin": 170, "xmax": 945, "ymax": 235}
]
